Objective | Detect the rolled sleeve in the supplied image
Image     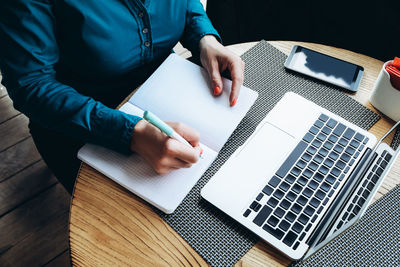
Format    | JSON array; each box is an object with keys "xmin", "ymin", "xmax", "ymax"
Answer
[
  {"xmin": 0, "ymin": 0, "xmax": 140, "ymax": 153},
  {"xmin": 180, "ymin": 0, "xmax": 221, "ymax": 55}
]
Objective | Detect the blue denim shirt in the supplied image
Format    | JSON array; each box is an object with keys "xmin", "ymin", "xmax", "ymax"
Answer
[{"xmin": 0, "ymin": 0, "xmax": 220, "ymax": 153}]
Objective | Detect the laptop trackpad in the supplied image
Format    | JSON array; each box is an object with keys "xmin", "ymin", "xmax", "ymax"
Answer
[{"xmin": 202, "ymin": 122, "xmax": 297, "ymax": 216}]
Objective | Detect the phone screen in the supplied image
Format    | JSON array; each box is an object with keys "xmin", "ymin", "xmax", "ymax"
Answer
[{"xmin": 285, "ymin": 46, "xmax": 364, "ymax": 92}]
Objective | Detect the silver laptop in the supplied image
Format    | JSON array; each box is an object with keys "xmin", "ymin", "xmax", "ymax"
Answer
[{"xmin": 201, "ymin": 92, "xmax": 399, "ymax": 260}]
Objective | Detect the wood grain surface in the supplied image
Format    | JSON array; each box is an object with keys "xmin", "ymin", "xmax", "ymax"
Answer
[{"xmin": 69, "ymin": 41, "xmax": 400, "ymax": 266}]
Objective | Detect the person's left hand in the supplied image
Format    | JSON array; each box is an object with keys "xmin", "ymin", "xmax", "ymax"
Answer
[{"xmin": 199, "ymin": 35, "xmax": 245, "ymax": 106}]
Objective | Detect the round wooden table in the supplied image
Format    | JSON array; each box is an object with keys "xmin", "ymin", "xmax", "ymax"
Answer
[{"xmin": 69, "ymin": 41, "xmax": 399, "ymax": 266}]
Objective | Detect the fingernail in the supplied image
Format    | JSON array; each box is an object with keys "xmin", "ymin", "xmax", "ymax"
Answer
[
  {"xmin": 231, "ymin": 98, "xmax": 237, "ymax": 106},
  {"xmin": 200, "ymin": 148, "xmax": 204, "ymax": 155},
  {"xmin": 214, "ymin": 86, "xmax": 221, "ymax": 95}
]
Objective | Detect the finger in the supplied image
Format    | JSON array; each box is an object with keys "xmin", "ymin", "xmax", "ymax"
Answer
[
  {"xmin": 228, "ymin": 59, "xmax": 245, "ymax": 106},
  {"xmin": 165, "ymin": 139, "xmax": 201, "ymax": 164},
  {"xmin": 166, "ymin": 157, "xmax": 193, "ymax": 169},
  {"xmin": 168, "ymin": 122, "xmax": 200, "ymax": 147},
  {"xmin": 207, "ymin": 59, "xmax": 224, "ymax": 96}
]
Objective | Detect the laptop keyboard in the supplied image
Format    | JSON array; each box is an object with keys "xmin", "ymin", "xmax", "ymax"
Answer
[
  {"xmin": 333, "ymin": 149, "xmax": 393, "ymax": 231},
  {"xmin": 243, "ymin": 113, "xmax": 369, "ymax": 250}
]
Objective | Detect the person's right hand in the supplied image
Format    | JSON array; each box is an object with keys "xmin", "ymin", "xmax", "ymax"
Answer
[{"xmin": 130, "ymin": 120, "xmax": 201, "ymax": 174}]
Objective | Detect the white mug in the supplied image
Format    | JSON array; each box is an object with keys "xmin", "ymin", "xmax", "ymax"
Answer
[{"xmin": 370, "ymin": 61, "xmax": 400, "ymax": 122}]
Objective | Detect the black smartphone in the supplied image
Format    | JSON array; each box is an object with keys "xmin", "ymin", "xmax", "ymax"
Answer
[{"xmin": 284, "ymin": 45, "xmax": 364, "ymax": 92}]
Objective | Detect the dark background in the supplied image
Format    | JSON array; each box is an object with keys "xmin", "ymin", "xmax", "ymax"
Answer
[{"xmin": 207, "ymin": 0, "xmax": 400, "ymax": 61}]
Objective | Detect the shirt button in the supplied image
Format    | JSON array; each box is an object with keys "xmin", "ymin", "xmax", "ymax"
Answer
[
  {"xmin": 138, "ymin": 12, "xmax": 144, "ymax": 18},
  {"xmin": 144, "ymin": 41, "xmax": 150, "ymax": 47},
  {"xmin": 142, "ymin": 28, "xmax": 148, "ymax": 34}
]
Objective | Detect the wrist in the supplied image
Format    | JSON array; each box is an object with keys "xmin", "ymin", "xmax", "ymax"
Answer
[
  {"xmin": 130, "ymin": 119, "xmax": 148, "ymax": 152},
  {"xmin": 199, "ymin": 35, "xmax": 219, "ymax": 51}
]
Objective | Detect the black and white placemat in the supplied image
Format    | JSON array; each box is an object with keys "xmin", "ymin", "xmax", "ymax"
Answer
[
  {"xmin": 392, "ymin": 128, "xmax": 400, "ymax": 150},
  {"xmin": 292, "ymin": 184, "xmax": 400, "ymax": 267},
  {"xmin": 155, "ymin": 41, "xmax": 381, "ymax": 267}
]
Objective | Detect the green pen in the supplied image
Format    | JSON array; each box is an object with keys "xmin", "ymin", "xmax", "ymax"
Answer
[{"xmin": 143, "ymin": 110, "xmax": 193, "ymax": 149}]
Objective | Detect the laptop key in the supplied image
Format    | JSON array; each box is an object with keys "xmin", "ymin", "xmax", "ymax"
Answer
[
  {"xmin": 323, "ymin": 141, "xmax": 333, "ymax": 150},
  {"xmin": 333, "ymin": 123, "xmax": 346, "ymax": 136},
  {"xmin": 314, "ymin": 120, "xmax": 324, "ymax": 128},
  {"xmin": 307, "ymin": 146, "xmax": 317, "ymax": 155},
  {"xmin": 280, "ymin": 199, "xmax": 291, "ymax": 210},
  {"xmin": 298, "ymin": 214, "xmax": 309, "ymax": 225},
  {"xmin": 304, "ymin": 205, "xmax": 315, "ymax": 217},
  {"xmin": 310, "ymin": 197, "xmax": 321, "ymax": 208},
  {"xmin": 309, "ymin": 126, "xmax": 319, "ymax": 135},
  {"xmin": 286, "ymin": 191, "xmax": 296, "ymax": 202},
  {"xmin": 384, "ymin": 153, "xmax": 392, "ymax": 162},
  {"xmin": 285, "ymin": 211, "xmax": 296, "ymax": 222},
  {"xmin": 263, "ymin": 224, "xmax": 285, "ymax": 240},
  {"xmin": 325, "ymin": 175, "xmax": 336, "ymax": 185},
  {"xmin": 343, "ymin": 128, "xmax": 355, "ymax": 140},
  {"xmin": 318, "ymin": 148, "xmax": 329, "ymax": 157},
  {"xmin": 292, "ymin": 183, "xmax": 302, "ymax": 194},
  {"xmin": 330, "ymin": 167, "xmax": 341, "ymax": 177},
  {"xmin": 354, "ymin": 133, "xmax": 364, "ymax": 142},
  {"xmin": 297, "ymin": 195, "xmax": 308, "ymax": 206},
  {"xmin": 253, "ymin": 205, "xmax": 272, "ymax": 226},
  {"xmin": 303, "ymin": 133, "xmax": 314, "ymax": 143},
  {"xmin": 243, "ymin": 209, "xmax": 251, "ymax": 217},
  {"xmin": 262, "ymin": 185, "xmax": 274, "ymax": 195},
  {"xmin": 267, "ymin": 197, "xmax": 279, "ymax": 208},
  {"xmin": 279, "ymin": 220, "xmax": 291, "ymax": 231},
  {"xmin": 319, "ymin": 114, "xmax": 329, "ymax": 122},
  {"xmin": 335, "ymin": 160, "xmax": 346, "ymax": 170},
  {"xmin": 315, "ymin": 189, "xmax": 326, "ymax": 200},
  {"xmin": 319, "ymin": 165, "xmax": 329, "ymax": 175},
  {"xmin": 314, "ymin": 155, "xmax": 324, "ymax": 164},
  {"xmin": 328, "ymin": 135, "xmax": 338, "ymax": 143},
  {"xmin": 273, "ymin": 189, "xmax": 285, "ymax": 200},
  {"xmin": 327, "ymin": 118, "xmax": 337, "ymax": 128},
  {"xmin": 298, "ymin": 176, "xmax": 308, "ymax": 186},
  {"xmin": 291, "ymin": 203, "xmax": 302, "ymax": 214},
  {"xmin": 301, "ymin": 153, "xmax": 312, "ymax": 162},
  {"xmin": 302, "ymin": 188, "xmax": 313, "ymax": 198},
  {"xmin": 303, "ymin": 169, "xmax": 313, "ymax": 179},
  {"xmin": 267, "ymin": 215, "xmax": 280, "ymax": 227},
  {"xmin": 313, "ymin": 172, "xmax": 324, "ymax": 183},
  {"xmin": 309, "ymin": 161, "xmax": 319, "ymax": 171},
  {"xmin": 279, "ymin": 181, "xmax": 291, "ymax": 192},
  {"xmin": 328, "ymin": 151, "xmax": 339, "ymax": 161},
  {"xmin": 350, "ymin": 140, "xmax": 360, "ymax": 149},
  {"xmin": 299, "ymin": 233, "xmax": 306, "ymax": 241},
  {"xmin": 308, "ymin": 180, "xmax": 319, "ymax": 190},
  {"xmin": 323, "ymin": 158, "xmax": 334, "ymax": 168},
  {"xmin": 321, "ymin": 182, "xmax": 331, "ymax": 192},
  {"xmin": 283, "ymin": 231, "xmax": 298, "ymax": 247},
  {"xmin": 274, "ymin": 207, "xmax": 285, "ymax": 218},
  {"xmin": 293, "ymin": 241, "xmax": 300, "ymax": 250},
  {"xmin": 340, "ymin": 153, "xmax": 351, "ymax": 162},
  {"xmin": 296, "ymin": 160, "xmax": 307, "ymax": 169},
  {"xmin": 333, "ymin": 145, "xmax": 344, "ymax": 154},
  {"xmin": 317, "ymin": 133, "xmax": 327, "ymax": 142},
  {"xmin": 285, "ymin": 174, "xmax": 296, "ymax": 184},
  {"xmin": 312, "ymin": 139, "xmax": 322, "ymax": 148},
  {"xmin": 268, "ymin": 176, "xmax": 281, "ymax": 187},
  {"xmin": 371, "ymin": 174, "xmax": 379, "ymax": 183},
  {"xmin": 322, "ymin": 126, "xmax": 331, "ymax": 135},
  {"xmin": 256, "ymin": 193, "xmax": 263, "ymax": 201},
  {"xmin": 276, "ymin": 141, "xmax": 308, "ymax": 178},
  {"xmin": 345, "ymin": 146, "xmax": 355, "ymax": 156},
  {"xmin": 291, "ymin": 167, "xmax": 302, "ymax": 177}
]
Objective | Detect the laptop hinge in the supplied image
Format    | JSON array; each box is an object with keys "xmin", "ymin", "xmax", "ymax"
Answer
[{"xmin": 306, "ymin": 148, "xmax": 376, "ymax": 247}]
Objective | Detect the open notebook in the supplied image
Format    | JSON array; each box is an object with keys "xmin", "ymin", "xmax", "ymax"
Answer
[{"xmin": 78, "ymin": 54, "xmax": 258, "ymax": 213}]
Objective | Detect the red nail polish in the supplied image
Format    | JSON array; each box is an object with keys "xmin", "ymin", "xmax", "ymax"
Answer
[
  {"xmin": 231, "ymin": 98, "xmax": 237, "ymax": 106},
  {"xmin": 214, "ymin": 86, "xmax": 221, "ymax": 95},
  {"xmin": 200, "ymin": 148, "xmax": 204, "ymax": 155}
]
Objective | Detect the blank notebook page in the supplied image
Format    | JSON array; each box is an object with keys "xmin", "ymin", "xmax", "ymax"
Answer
[
  {"xmin": 130, "ymin": 54, "xmax": 258, "ymax": 152},
  {"xmin": 78, "ymin": 143, "xmax": 217, "ymax": 214}
]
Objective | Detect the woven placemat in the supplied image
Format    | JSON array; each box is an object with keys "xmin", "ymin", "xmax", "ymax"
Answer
[
  {"xmin": 292, "ymin": 184, "xmax": 400, "ymax": 267},
  {"xmin": 155, "ymin": 41, "xmax": 381, "ymax": 267}
]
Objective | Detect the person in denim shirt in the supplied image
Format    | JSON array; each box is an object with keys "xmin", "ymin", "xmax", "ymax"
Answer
[{"xmin": 0, "ymin": 0, "xmax": 244, "ymax": 193}]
